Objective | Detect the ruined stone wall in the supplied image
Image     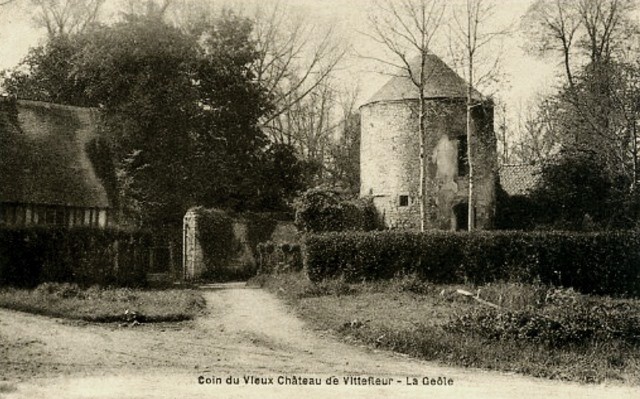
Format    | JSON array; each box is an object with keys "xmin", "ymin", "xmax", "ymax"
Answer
[{"xmin": 360, "ymin": 99, "xmax": 496, "ymax": 230}]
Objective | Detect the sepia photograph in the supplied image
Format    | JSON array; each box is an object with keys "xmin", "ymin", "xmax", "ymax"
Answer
[{"xmin": 0, "ymin": 0, "xmax": 639, "ymax": 398}]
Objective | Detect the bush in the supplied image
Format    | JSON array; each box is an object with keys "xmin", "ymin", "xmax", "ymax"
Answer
[
  {"xmin": 0, "ymin": 226, "xmax": 152, "ymax": 287},
  {"xmin": 294, "ymin": 187, "xmax": 382, "ymax": 233},
  {"xmin": 445, "ymin": 299, "xmax": 640, "ymax": 347},
  {"xmin": 242, "ymin": 212, "xmax": 279, "ymax": 249},
  {"xmin": 495, "ymin": 184, "xmax": 540, "ymax": 230},
  {"xmin": 256, "ymin": 241, "xmax": 302, "ymax": 274},
  {"xmin": 303, "ymin": 230, "xmax": 640, "ymax": 296},
  {"xmin": 529, "ymin": 152, "xmax": 627, "ymax": 229},
  {"xmin": 191, "ymin": 207, "xmax": 237, "ymax": 279},
  {"xmin": 0, "ymin": 282, "xmax": 205, "ymax": 322},
  {"xmin": 191, "ymin": 207, "xmax": 280, "ymax": 281}
]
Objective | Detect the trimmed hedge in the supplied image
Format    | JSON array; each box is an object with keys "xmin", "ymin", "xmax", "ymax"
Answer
[
  {"xmin": 294, "ymin": 187, "xmax": 382, "ymax": 233},
  {"xmin": 256, "ymin": 241, "xmax": 302, "ymax": 274},
  {"xmin": 304, "ymin": 230, "xmax": 640, "ymax": 296},
  {"xmin": 0, "ymin": 226, "xmax": 152, "ymax": 287}
]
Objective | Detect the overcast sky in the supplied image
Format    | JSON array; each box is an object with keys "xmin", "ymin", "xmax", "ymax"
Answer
[{"xmin": 0, "ymin": 0, "xmax": 560, "ymax": 111}]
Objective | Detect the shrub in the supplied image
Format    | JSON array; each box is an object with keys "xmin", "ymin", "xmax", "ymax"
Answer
[
  {"xmin": 0, "ymin": 282, "xmax": 205, "ymax": 322},
  {"xmin": 304, "ymin": 231, "xmax": 466, "ymax": 284},
  {"xmin": 191, "ymin": 207, "xmax": 280, "ymax": 281},
  {"xmin": 494, "ymin": 183, "xmax": 540, "ymax": 230},
  {"xmin": 294, "ymin": 187, "xmax": 382, "ymax": 233},
  {"xmin": 303, "ymin": 230, "xmax": 640, "ymax": 296},
  {"xmin": 529, "ymin": 152, "xmax": 629, "ymax": 230},
  {"xmin": 0, "ymin": 226, "xmax": 152, "ymax": 287},
  {"xmin": 445, "ymin": 299, "xmax": 640, "ymax": 347},
  {"xmin": 242, "ymin": 212, "xmax": 279, "ymax": 249},
  {"xmin": 256, "ymin": 241, "xmax": 302, "ymax": 274},
  {"xmin": 191, "ymin": 207, "xmax": 237, "ymax": 278}
]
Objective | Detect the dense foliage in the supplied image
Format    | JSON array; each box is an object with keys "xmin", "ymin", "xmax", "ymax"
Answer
[
  {"xmin": 529, "ymin": 151, "xmax": 638, "ymax": 229},
  {"xmin": 256, "ymin": 241, "xmax": 303, "ymax": 274},
  {"xmin": 516, "ymin": 1, "xmax": 640, "ymax": 229},
  {"xmin": 303, "ymin": 230, "xmax": 640, "ymax": 296},
  {"xmin": 2, "ymin": 11, "xmax": 307, "ymax": 232},
  {"xmin": 191, "ymin": 207, "xmax": 236, "ymax": 278},
  {"xmin": 242, "ymin": 212, "xmax": 280, "ymax": 250},
  {"xmin": 191, "ymin": 207, "xmax": 279, "ymax": 281},
  {"xmin": 294, "ymin": 187, "xmax": 382, "ymax": 233},
  {"xmin": 0, "ymin": 226, "xmax": 152, "ymax": 287},
  {"xmin": 497, "ymin": 151, "xmax": 640, "ymax": 231},
  {"xmin": 494, "ymin": 184, "xmax": 540, "ymax": 230},
  {"xmin": 446, "ymin": 298, "xmax": 640, "ymax": 348}
]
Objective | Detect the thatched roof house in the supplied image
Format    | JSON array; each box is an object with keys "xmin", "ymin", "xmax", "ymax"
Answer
[{"xmin": 0, "ymin": 97, "xmax": 112, "ymax": 227}]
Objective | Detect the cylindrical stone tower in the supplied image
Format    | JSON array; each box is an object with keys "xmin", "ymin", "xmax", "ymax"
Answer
[{"xmin": 360, "ymin": 54, "xmax": 496, "ymax": 231}]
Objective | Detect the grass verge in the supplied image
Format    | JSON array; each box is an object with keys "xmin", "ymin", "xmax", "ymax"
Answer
[
  {"xmin": 249, "ymin": 272, "xmax": 640, "ymax": 385},
  {"xmin": 0, "ymin": 282, "xmax": 206, "ymax": 323}
]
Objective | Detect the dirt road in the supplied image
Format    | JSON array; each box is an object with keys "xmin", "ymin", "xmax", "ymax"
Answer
[{"xmin": 0, "ymin": 283, "xmax": 636, "ymax": 398}]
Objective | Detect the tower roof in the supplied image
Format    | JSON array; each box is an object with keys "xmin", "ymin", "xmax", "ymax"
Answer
[{"xmin": 363, "ymin": 54, "xmax": 483, "ymax": 105}]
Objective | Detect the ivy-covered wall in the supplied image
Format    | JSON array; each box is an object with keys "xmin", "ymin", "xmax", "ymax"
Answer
[{"xmin": 182, "ymin": 207, "xmax": 297, "ymax": 282}]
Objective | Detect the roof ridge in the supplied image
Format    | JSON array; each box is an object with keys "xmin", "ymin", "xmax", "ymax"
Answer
[{"xmin": 17, "ymin": 99, "xmax": 98, "ymax": 112}]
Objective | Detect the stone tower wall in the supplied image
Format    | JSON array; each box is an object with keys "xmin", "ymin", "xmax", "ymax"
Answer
[
  {"xmin": 360, "ymin": 98, "xmax": 496, "ymax": 230},
  {"xmin": 360, "ymin": 101, "xmax": 421, "ymax": 229}
]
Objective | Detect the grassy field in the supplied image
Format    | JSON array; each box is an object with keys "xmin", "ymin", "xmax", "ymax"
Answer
[
  {"xmin": 250, "ymin": 272, "xmax": 640, "ymax": 385},
  {"xmin": 0, "ymin": 283, "xmax": 206, "ymax": 323}
]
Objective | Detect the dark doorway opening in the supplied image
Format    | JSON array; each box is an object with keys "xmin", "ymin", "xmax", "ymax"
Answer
[{"xmin": 453, "ymin": 202, "xmax": 468, "ymax": 231}]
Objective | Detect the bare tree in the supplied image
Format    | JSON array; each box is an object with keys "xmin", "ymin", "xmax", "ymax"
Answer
[
  {"xmin": 523, "ymin": 0, "xmax": 640, "ymax": 188},
  {"xmin": 362, "ymin": 0, "xmax": 446, "ymax": 232},
  {"xmin": 577, "ymin": 0, "xmax": 637, "ymax": 64},
  {"xmin": 523, "ymin": 0, "xmax": 637, "ymax": 87},
  {"xmin": 31, "ymin": 0, "xmax": 106, "ymax": 37},
  {"xmin": 119, "ymin": 0, "xmax": 171, "ymax": 19},
  {"xmin": 169, "ymin": 1, "xmax": 347, "ymax": 157},
  {"xmin": 448, "ymin": 0, "xmax": 508, "ymax": 231},
  {"xmin": 522, "ymin": 0, "xmax": 581, "ymax": 86},
  {"xmin": 250, "ymin": 1, "xmax": 347, "ymax": 129},
  {"xmin": 326, "ymin": 82, "xmax": 362, "ymax": 192},
  {"xmin": 511, "ymin": 97, "xmax": 559, "ymax": 164},
  {"xmin": 267, "ymin": 79, "xmax": 341, "ymax": 185}
]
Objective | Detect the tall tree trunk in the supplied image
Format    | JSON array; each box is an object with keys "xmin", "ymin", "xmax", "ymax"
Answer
[
  {"xmin": 419, "ymin": 93, "xmax": 427, "ymax": 232},
  {"xmin": 467, "ymin": 55, "xmax": 475, "ymax": 231},
  {"xmin": 633, "ymin": 121, "xmax": 638, "ymax": 192}
]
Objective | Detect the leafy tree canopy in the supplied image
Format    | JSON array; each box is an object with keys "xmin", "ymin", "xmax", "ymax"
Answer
[{"xmin": 2, "ymin": 9, "xmax": 307, "ymax": 229}]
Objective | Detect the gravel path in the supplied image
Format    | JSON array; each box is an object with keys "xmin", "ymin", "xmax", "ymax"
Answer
[{"xmin": 0, "ymin": 283, "xmax": 636, "ymax": 398}]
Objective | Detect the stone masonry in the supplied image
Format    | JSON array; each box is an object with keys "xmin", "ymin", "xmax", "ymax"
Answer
[{"xmin": 360, "ymin": 55, "xmax": 497, "ymax": 230}]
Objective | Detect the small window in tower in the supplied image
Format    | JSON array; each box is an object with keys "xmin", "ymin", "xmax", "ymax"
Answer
[
  {"xmin": 399, "ymin": 195, "xmax": 409, "ymax": 207},
  {"xmin": 458, "ymin": 135, "xmax": 469, "ymax": 176}
]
